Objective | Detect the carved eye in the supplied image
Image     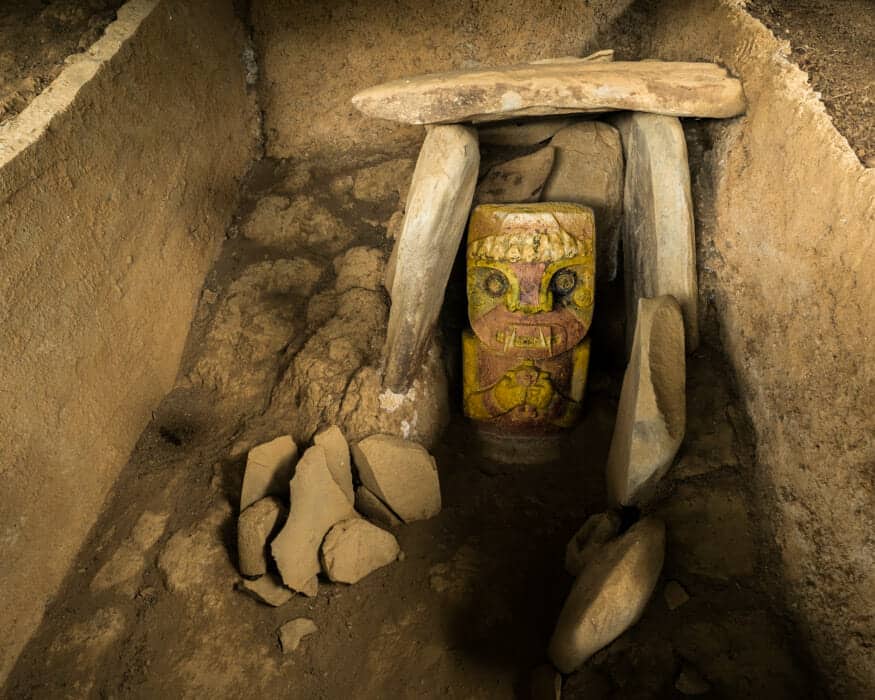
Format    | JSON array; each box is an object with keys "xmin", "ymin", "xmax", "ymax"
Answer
[
  {"xmin": 483, "ymin": 271, "xmax": 508, "ymax": 297},
  {"xmin": 551, "ymin": 269, "xmax": 577, "ymax": 295}
]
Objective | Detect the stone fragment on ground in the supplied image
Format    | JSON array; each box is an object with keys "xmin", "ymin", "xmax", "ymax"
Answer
[
  {"xmin": 383, "ymin": 124, "xmax": 478, "ymax": 391},
  {"xmin": 675, "ymin": 666, "xmax": 711, "ymax": 695},
  {"xmin": 478, "ymin": 116, "xmax": 575, "ymax": 146},
  {"xmin": 320, "ymin": 517, "xmax": 400, "ymax": 584},
  {"xmin": 240, "ymin": 436, "xmax": 298, "ymax": 511},
  {"xmin": 613, "ymin": 112, "xmax": 698, "ymax": 350},
  {"xmin": 352, "ymin": 60, "xmax": 746, "ymax": 125},
  {"xmin": 530, "ymin": 664, "xmax": 562, "ymax": 699},
  {"xmin": 565, "ymin": 511, "xmax": 622, "ymax": 577},
  {"xmin": 278, "ymin": 618, "xmax": 317, "ymax": 653},
  {"xmin": 664, "ymin": 580, "xmax": 690, "ymax": 610},
  {"xmin": 540, "ymin": 121, "xmax": 624, "ymax": 280},
  {"xmin": 237, "ymin": 496, "xmax": 287, "ymax": 577},
  {"xmin": 313, "ymin": 425, "xmax": 354, "ymax": 504},
  {"xmin": 606, "ymin": 296, "xmax": 686, "ymax": 506},
  {"xmin": 239, "ymin": 574, "xmax": 292, "ymax": 607},
  {"xmin": 474, "ymin": 146, "xmax": 554, "ymax": 204},
  {"xmin": 157, "ymin": 505, "xmax": 235, "ymax": 594},
  {"xmin": 548, "ymin": 517, "xmax": 665, "ymax": 674},
  {"xmin": 352, "ymin": 434, "xmax": 441, "ymax": 522},
  {"xmin": 353, "ymin": 157, "xmax": 415, "ymax": 203},
  {"xmin": 355, "ymin": 485, "xmax": 402, "ymax": 528},
  {"xmin": 271, "ymin": 445, "xmax": 356, "ymax": 595}
]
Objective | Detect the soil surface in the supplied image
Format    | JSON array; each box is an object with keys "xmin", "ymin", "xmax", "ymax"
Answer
[
  {"xmin": 747, "ymin": 0, "xmax": 875, "ymax": 166},
  {"xmin": 2, "ymin": 149, "xmax": 825, "ymax": 699},
  {"xmin": 0, "ymin": 0, "xmax": 123, "ymax": 125}
]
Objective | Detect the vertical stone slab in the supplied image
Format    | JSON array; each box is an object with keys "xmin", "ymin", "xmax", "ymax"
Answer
[
  {"xmin": 383, "ymin": 125, "xmax": 479, "ymax": 391},
  {"xmin": 612, "ymin": 112, "xmax": 698, "ymax": 352}
]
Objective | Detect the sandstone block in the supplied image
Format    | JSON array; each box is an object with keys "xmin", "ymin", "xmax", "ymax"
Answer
[
  {"xmin": 352, "ymin": 61, "xmax": 746, "ymax": 125},
  {"xmin": 474, "ymin": 146, "xmax": 554, "ymax": 204},
  {"xmin": 278, "ymin": 618, "xmax": 317, "ymax": 653},
  {"xmin": 478, "ymin": 117, "xmax": 575, "ymax": 146},
  {"xmin": 313, "ymin": 425, "xmax": 354, "ymax": 504},
  {"xmin": 271, "ymin": 445, "xmax": 356, "ymax": 595},
  {"xmin": 612, "ymin": 112, "xmax": 698, "ymax": 351},
  {"xmin": 240, "ymin": 436, "xmax": 298, "ymax": 511},
  {"xmin": 565, "ymin": 511, "xmax": 622, "ymax": 577},
  {"xmin": 548, "ymin": 517, "xmax": 665, "ymax": 674},
  {"xmin": 606, "ymin": 296, "xmax": 686, "ymax": 506},
  {"xmin": 355, "ymin": 485, "xmax": 402, "ymax": 528},
  {"xmin": 383, "ymin": 125, "xmax": 479, "ymax": 391},
  {"xmin": 237, "ymin": 496, "xmax": 287, "ymax": 577},
  {"xmin": 239, "ymin": 574, "xmax": 292, "ymax": 607},
  {"xmin": 352, "ymin": 435, "xmax": 441, "ymax": 522},
  {"xmin": 320, "ymin": 517, "xmax": 400, "ymax": 584},
  {"xmin": 541, "ymin": 121, "xmax": 624, "ymax": 280}
]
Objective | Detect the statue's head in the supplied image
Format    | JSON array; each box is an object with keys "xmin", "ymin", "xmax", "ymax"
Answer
[{"xmin": 466, "ymin": 203, "xmax": 595, "ymax": 359}]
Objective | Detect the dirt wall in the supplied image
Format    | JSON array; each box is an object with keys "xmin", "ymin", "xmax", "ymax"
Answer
[
  {"xmin": 251, "ymin": 0, "xmax": 635, "ymax": 158},
  {"xmin": 640, "ymin": 1, "xmax": 875, "ymax": 695},
  {"xmin": 0, "ymin": 0, "xmax": 257, "ymax": 682}
]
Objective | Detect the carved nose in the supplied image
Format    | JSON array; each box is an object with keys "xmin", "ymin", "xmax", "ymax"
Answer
[{"xmin": 518, "ymin": 281, "xmax": 541, "ymax": 310}]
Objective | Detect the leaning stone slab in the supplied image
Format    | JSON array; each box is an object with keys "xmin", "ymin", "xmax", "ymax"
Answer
[
  {"xmin": 612, "ymin": 112, "xmax": 698, "ymax": 351},
  {"xmin": 239, "ymin": 574, "xmax": 293, "ymax": 607},
  {"xmin": 541, "ymin": 121, "xmax": 624, "ymax": 281},
  {"xmin": 478, "ymin": 116, "xmax": 575, "ymax": 146},
  {"xmin": 240, "ymin": 436, "xmax": 298, "ymax": 511},
  {"xmin": 565, "ymin": 511, "xmax": 623, "ymax": 577},
  {"xmin": 313, "ymin": 425, "xmax": 354, "ymax": 504},
  {"xmin": 606, "ymin": 296, "xmax": 686, "ymax": 506},
  {"xmin": 548, "ymin": 517, "xmax": 665, "ymax": 674},
  {"xmin": 355, "ymin": 485, "xmax": 402, "ymax": 528},
  {"xmin": 352, "ymin": 61, "xmax": 746, "ymax": 125},
  {"xmin": 321, "ymin": 517, "xmax": 400, "ymax": 584},
  {"xmin": 237, "ymin": 496, "xmax": 287, "ymax": 577},
  {"xmin": 352, "ymin": 435, "xmax": 441, "ymax": 522},
  {"xmin": 474, "ymin": 146, "xmax": 554, "ymax": 204},
  {"xmin": 383, "ymin": 125, "xmax": 479, "ymax": 391},
  {"xmin": 271, "ymin": 445, "xmax": 356, "ymax": 595}
]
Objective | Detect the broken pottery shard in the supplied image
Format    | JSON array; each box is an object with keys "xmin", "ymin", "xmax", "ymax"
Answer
[
  {"xmin": 240, "ymin": 436, "xmax": 298, "ymax": 511},
  {"xmin": 352, "ymin": 61, "xmax": 746, "ymax": 125},
  {"xmin": 351, "ymin": 434, "xmax": 441, "ymax": 522},
  {"xmin": 320, "ymin": 517, "xmax": 400, "ymax": 584},
  {"xmin": 612, "ymin": 112, "xmax": 698, "ymax": 351},
  {"xmin": 239, "ymin": 574, "xmax": 293, "ymax": 607},
  {"xmin": 270, "ymin": 445, "xmax": 356, "ymax": 595},
  {"xmin": 478, "ymin": 116, "xmax": 576, "ymax": 147},
  {"xmin": 548, "ymin": 517, "xmax": 665, "ymax": 674},
  {"xmin": 313, "ymin": 425, "xmax": 354, "ymax": 504},
  {"xmin": 355, "ymin": 485, "xmax": 402, "ymax": 528},
  {"xmin": 383, "ymin": 125, "xmax": 479, "ymax": 391},
  {"xmin": 278, "ymin": 618, "xmax": 317, "ymax": 653},
  {"xmin": 565, "ymin": 511, "xmax": 623, "ymax": 577},
  {"xmin": 541, "ymin": 121, "xmax": 624, "ymax": 281},
  {"xmin": 606, "ymin": 296, "xmax": 686, "ymax": 506},
  {"xmin": 474, "ymin": 146, "xmax": 555, "ymax": 204},
  {"xmin": 237, "ymin": 496, "xmax": 287, "ymax": 577}
]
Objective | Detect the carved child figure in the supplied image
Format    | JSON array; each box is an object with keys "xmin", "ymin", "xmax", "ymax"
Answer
[{"xmin": 463, "ymin": 203, "xmax": 595, "ymax": 438}]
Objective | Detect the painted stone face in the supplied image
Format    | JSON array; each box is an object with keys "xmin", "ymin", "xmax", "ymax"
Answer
[{"xmin": 467, "ymin": 204, "xmax": 596, "ymax": 359}]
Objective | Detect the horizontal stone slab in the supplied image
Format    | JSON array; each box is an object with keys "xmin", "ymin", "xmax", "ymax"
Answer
[{"xmin": 352, "ymin": 60, "xmax": 746, "ymax": 125}]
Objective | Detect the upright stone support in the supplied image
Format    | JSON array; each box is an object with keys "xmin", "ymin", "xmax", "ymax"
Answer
[
  {"xmin": 613, "ymin": 113, "xmax": 698, "ymax": 352},
  {"xmin": 383, "ymin": 125, "xmax": 479, "ymax": 392}
]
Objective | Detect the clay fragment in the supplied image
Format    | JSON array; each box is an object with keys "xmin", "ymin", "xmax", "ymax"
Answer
[
  {"xmin": 320, "ymin": 517, "xmax": 400, "ymax": 584},
  {"xmin": 239, "ymin": 574, "xmax": 292, "ymax": 607},
  {"xmin": 382, "ymin": 124, "xmax": 479, "ymax": 391},
  {"xmin": 351, "ymin": 435, "xmax": 441, "ymax": 522},
  {"xmin": 474, "ymin": 146, "xmax": 554, "ymax": 204},
  {"xmin": 548, "ymin": 517, "xmax": 665, "ymax": 674},
  {"xmin": 352, "ymin": 60, "xmax": 746, "ymax": 125},
  {"xmin": 240, "ymin": 436, "xmax": 298, "ymax": 511},
  {"xmin": 237, "ymin": 496, "xmax": 287, "ymax": 577},
  {"xmin": 278, "ymin": 618, "xmax": 317, "ymax": 653},
  {"xmin": 565, "ymin": 511, "xmax": 623, "ymax": 576},
  {"xmin": 313, "ymin": 425, "xmax": 354, "ymax": 504},
  {"xmin": 355, "ymin": 485, "xmax": 402, "ymax": 528},
  {"xmin": 606, "ymin": 296, "xmax": 686, "ymax": 506}
]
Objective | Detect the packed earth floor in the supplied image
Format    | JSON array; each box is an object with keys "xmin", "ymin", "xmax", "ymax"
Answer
[{"xmin": 5, "ymin": 151, "xmax": 826, "ymax": 699}]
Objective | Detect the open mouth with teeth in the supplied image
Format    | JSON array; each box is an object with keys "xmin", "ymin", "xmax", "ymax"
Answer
[{"xmin": 494, "ymin": 324, "xmax": 566, "ymax": 354}]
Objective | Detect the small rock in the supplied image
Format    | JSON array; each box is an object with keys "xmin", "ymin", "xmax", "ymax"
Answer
[
  {"xmin": 271, "ymin": 446, "xmax": 356, "ymax": 594},
  {"xmin": 240, "ymin": 436, "xmax": 298, "ymax": 511},
  {"xmin": 333, "ymin": 246, "xmax": 384, "ymax": 294},
  {"xmin": 475, "ymin": 146, "xmax": 555, "ymax": 204},
  {"xmin": 243, "ymin": 194, "xmax": 353, "ymax": 253},
  {"xmin": 548, "ymin": 517, "xmax": 665, "ymax": 674},
  {"xmin": 321, "ymin": 518, "xmax": 400, "ymax": 584},
  {"xmin": 675, "ymin": 666, "xmax": 711, "ymax": 695},
  {"xmin": 606, "ymin": 296, "xmax": 685, "ymax": 506},
  {"xmin": 352, "ymin": 435, "xmax": 441, "ymax": 522},
  {"xmin": 238, "ymin": 497, "xmax": 287, "ymax": 577},
  {"xmin": 565, "ymin": 511, "xmax": 622, "ymax": 576},
  {"xmin": 278, "ymin": 618, "xmax": 317, "ymax": 653},
  {"xmin": 306, "ymin": 290, "xmax": 338, "ymax": 328},
  {"xmin": 157, "ymin": 506, "xmax": 233, "ymax": 594},
  {"xmin": 664, "ymin": 580, "xmax": 690, "ymax": 610},
  {"xmin": 530, "ymin": 663, "xmax": 562, "ymax": 699},
  {"xmin": 383, "ymin": 209, "xmax": 405, "ymax": 240},
  {"xmin": 239, "ymin": 574, "xmax": 293, "ymax": 607},
  {"xmin": 313, "ymin": 425, "xmax": 355, "ymax": 504},
  {"xmin": 353, "ymin": 158, "xmax": 416, "ymax": 203},
  {"xmin": 355, "ymin": 485, "xmax": 402, "ymax": 528},
  {"xmin": 478, "ymin": 117, "xmax": 576, "ymax": 146}
]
